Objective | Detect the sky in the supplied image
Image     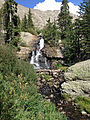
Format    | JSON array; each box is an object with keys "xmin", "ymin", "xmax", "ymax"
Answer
[{"xmin": 14, "ymin": 0, "xmax": 83, "ymax": 15}]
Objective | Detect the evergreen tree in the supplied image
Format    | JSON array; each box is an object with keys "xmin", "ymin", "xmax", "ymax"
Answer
[
  {"xmin": 21, "ymin": 14, "xmax": 28, "ymax": 32},
  {"xmin": 78, "ymin": 0, "xmax": 90, "ymax": 60},
  {"xmin": 58, "ymin": 0, "xmax": 72, "ymax": 40},
  {"xmin": 21, "ymin": 9, "xmax": 36, "ymax": 35},
  {"xmin": 58, "ymin": 0, "xmax": 76, "ymax": 64},
  {"xmin": 28, "ymin": 8, "xmax": 34, "ymax": 30},
  {"xmin": 0, "ymin": 9, "xmax": 2, "ymax": 44},
  {"xmin": 3, "ymin": 0, "xmax": 20, "ymax": 46},
  {"xmin": 42, "ymin": 18, "xmax": 59, "ymax": 47}
]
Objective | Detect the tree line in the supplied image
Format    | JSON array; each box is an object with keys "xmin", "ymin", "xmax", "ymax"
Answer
[{"xmin": 42, "ymin": 0, "xmax": 90, "ymax": 65}]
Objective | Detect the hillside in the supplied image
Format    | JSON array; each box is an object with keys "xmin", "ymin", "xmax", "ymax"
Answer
[{"xmin": 0, "ymin": 0, "xmax": 78, "ymax": 29}]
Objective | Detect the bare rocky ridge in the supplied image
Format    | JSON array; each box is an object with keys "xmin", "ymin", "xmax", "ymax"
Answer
[
  {"xmin": 18, "ymin": 5, "xmax": 78, "ymax": 29},
  {"xmin": 0, "ymin": 0, "xmax": 78, "ymax": 29}
]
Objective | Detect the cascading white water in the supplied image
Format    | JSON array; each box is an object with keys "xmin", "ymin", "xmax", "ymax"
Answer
[
  {"xmin": 40, "ymin": 37, "xmax": 44, "ymax": 50},
  {"xmin": 30, "ymin": 37, "xmax": 49, "ymax": 69},
  {"xmin": 30, "ymin": 51, "xmax": 35, "ymax": 64}
]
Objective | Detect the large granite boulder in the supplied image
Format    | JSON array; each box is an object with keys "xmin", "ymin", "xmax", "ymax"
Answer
[{"xmin": 61, "ymin": 60, "xmax": 90, "ymax": 98}]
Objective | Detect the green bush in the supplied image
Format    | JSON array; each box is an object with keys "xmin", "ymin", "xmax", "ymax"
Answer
[
  {"xmin": 75, "ymin": 96, "xmax": 90, "ymax": 113},
  {"xmin": 0, "ymin": 45, "xmax": 17, "ymax": 75},
  {"xmin": 19, "ymin": 41, "xmax": 27, "ymax": 47},
  {"xmin": 54, "ymin": 63, "xmax": 68, "ymax": 71},
  {"xmin": 28, "ymin": 28, "xmax": 37, "ymax": 35}
]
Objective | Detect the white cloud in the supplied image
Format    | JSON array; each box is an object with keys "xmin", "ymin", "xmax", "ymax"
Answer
[{"xmin": 34, "ymin": 0, "xmax": 79, "ymax": 15}]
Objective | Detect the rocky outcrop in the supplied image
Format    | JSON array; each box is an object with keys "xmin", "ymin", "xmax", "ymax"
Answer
[
  {"xmin": 20, "ymin": 32, "xmax": 39, "ymax": 49},
  {"xmin": 17, "ymin": 32, "xmax": 39, "ymax": 59},
  {"xmin": 18, "ymin": 6, "xmax": 78, "ymax": 29},
  {"xmin": 42, "ymin": 44, "xmax": 63, "ymax": 58},
  {"xmin": 61, "ymin": 60, "xmax": 90, "ymax": 98}
]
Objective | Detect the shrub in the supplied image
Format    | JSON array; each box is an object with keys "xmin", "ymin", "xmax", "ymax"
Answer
[
  {"xmin": 54, "ymin": 63, "xmax": 68, "ymax": 71},
  {"xmin": 75, "ymin": 96, "xmax": 90, "ymax": 113},
  {"xmin": 19, "ymin": 41, "xmax": 27, "ymax": 47},
  {"xmin": 28, "ymin": 28, "xmax": 37, "ymax": 35},
  {"xmin": 38, "ymin": 73, "xmax": 50, "ymax": 81},
  {"xmin": 0, "ymin": 45, "xmax": 17, "ymax": 75}
]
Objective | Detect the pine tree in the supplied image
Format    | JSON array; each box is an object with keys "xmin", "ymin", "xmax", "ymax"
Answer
[
  {"xmin": 3, "ymin": 0, "xmax": 20, "ymax": 46},
  {"xmin": 78, "ymin": 0, "xmax": 90, "ymax": 60},
  {"xmin": 58, "ymin": 0, "xmax": 72, "ymax": 40},
  {"xmin": 28, "ymin": 8, "xmax": 34, "ymax": 30},
  {"xmin": 21, "ymin": 14, "xmax": 28, "ymax": 32},
  {"xmin": 42, "ymin": 18, "xmax": 59, "ymax": 47},
  {"xmin": 58, "ymin": 0, "xmax": 76, "ymax": 64},
  {"xmin": 0, "ymin": 9, "xmax": 2, "ymax": 44}
]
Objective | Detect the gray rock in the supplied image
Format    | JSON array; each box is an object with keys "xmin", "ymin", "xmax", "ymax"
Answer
[
  {"xmin": 64, "ymin": 60, "xmax": 90, "ymax": 81},
  {"xmin": 61, "ymin": 60, "xmax": 90, "ymax": 98},
  {"xmin": 61, "ymin": 81, "xmax": 90, "ymax": 98}
]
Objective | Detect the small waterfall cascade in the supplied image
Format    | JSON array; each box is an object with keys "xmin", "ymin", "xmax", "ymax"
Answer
[{"xmin": 30, "ymin": 37, "xmax": 49, "ymax": 69}]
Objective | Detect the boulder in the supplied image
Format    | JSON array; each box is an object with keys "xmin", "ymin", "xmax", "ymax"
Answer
[
  {"xmin": 61, "ymin": 60, "xmax": 90, "ymax": 98},
  {"xmin": 64, "ymin": 60, "xmax": 90, "ymax": 81}
]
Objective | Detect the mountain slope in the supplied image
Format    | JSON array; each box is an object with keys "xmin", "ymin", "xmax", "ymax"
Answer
[{"xmin": 0, "ymin": 0, "xmax": 78, "ymax": 29}]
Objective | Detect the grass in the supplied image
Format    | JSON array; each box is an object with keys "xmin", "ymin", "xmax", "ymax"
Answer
[
  {"xmin": 54, "ymin": 63, "xmax": 68, "ymax": 71},
  {"xmin": 75, "ymin": 96, "xmax": 90, "ymax": 113},
  {"xmin": 62, "ymin": 93, "xmax": 71, "ymax": 101},
  {"xmin": 38, "ymin": 73, "xmax": 50, "ymax": 81}
]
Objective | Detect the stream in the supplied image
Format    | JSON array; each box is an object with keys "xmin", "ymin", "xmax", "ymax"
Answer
[{"xmin": 36, "ymin": 74, "xmax": 90, "ymax": 120}]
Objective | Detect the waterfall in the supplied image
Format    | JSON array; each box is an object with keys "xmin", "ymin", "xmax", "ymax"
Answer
[
  {"xmin": 30, "ymin": 51, "xmax": 35, "ymax": 64},
  {"xmin": 40, "ymin": 37, "xmax": 44, "ymax": 50},
  {"xmin": 30, "ymin": 37, "xmax": 49, "ymax": 69}
]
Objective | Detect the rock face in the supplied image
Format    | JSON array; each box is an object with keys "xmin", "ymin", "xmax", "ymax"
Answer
[
  {"xmin": 20, "ymin": 32, "xmax": 39, "ymax": 49},
  {"xmin": 17, "ymin": 6, "xmax": 78, "ymax": 29},
  {"xmin": 61, "ymin": 60, "xmax": 90, "ymax": 98},
  {"xmin": 42, "ymin": 44, "xmax": 63, "ymax": 58},
  {"xmin": 17, "ymin": 32, "xmax": 39, "ymax": 59}
]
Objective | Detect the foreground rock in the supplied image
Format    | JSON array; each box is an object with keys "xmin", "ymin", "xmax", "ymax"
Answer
[{"xmin": 61, "ymin": 60, "xmax": 90, "ymax": 98}]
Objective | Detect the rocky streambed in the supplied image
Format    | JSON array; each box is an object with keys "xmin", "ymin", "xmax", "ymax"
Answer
[{"xmin": 36, "ymin": 68, "xmax": 90, "ymax": 120}]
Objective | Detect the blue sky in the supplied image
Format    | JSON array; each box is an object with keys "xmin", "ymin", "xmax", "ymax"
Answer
[{"xmin": 14, "ymin": 0, "xmax": 82, "ymax": 8}]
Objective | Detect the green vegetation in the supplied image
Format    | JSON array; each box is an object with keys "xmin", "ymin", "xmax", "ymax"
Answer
[
  {"xmin": 42, "ymin": 18, "xmax": 60, "ymax": 47},
  {"xmin": 3, "ymin": 0, "xmax": 20, "ymax": 47},
  {"xmin": 0, "ymin": 45, "xmax": 67, "ymax": 120},
  {"xmin": 76, "ymin": 0, "xmax": 90, "ymax": 60},
  {"xmin": 19, "ymin": 41, "xmax": 28, "ymax": 47},
  {"xmin": 62, "ymin": 93, "xmax": 71, "ymax": 101},
  {"xmin": 75, "ymin": 96, "xmax": 90, "ymax": 113},
  {"xmin": 42, "ymin": 0, "xmax": 90, "ymax": 65},
  {"xmin": 58, "ymin": 0, "xmax": 73, "ymax": 40},
  {"xmin": 54, "ymin": 63, "xmax": 68, "ymax": 71},
  {"xmin": 39, "ymin": 73, "xmax": 50, "ymax": 81},
  {"xmin": 21, "ymin": 8, "xmax": 37, "ymax": 35}
]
